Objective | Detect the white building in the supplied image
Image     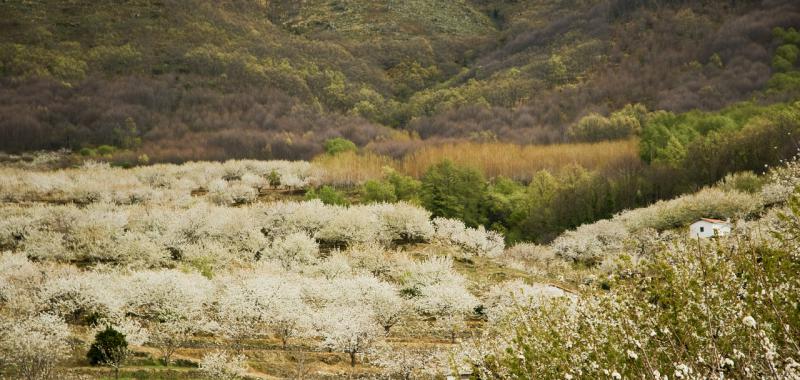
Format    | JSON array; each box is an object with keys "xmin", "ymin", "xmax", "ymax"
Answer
[{"xmin": 689, "ymin": 218, "xmax": 732, "ymax": 238}]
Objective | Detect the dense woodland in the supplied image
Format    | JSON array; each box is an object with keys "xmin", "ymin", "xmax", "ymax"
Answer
[{"xmin": 1, "ymin": 0, "xmax": 799, "ymax": 158}]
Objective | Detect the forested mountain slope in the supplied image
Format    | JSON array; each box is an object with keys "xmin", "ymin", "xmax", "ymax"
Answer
[{"xmin": 0, "ymin": 0, "xmax": 799, "ymax": 161}]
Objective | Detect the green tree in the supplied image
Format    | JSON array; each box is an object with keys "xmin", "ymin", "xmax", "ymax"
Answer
[
  {"xmin": 485, "ymin": 177, "xmax": 525, "ymax": 235},
  {"xmin": 421, "ymin": 160, "xmax": 488, "ymax": 227},
  {"xmin": 514, "ymin": 170, "xmax": 559, "ymax": 242},
  {"xmin": 87, "ymin": 326, "xmax": 128, "ymax": 379},
  {"xmin": 362, "ymin": 180, "xmax": 397, "ymax": 203},
  {"xmin": 267, "ymin": 170, "xmax": 281, "ymax": 188},
  {"xmin": 96, "ymin": 145, "xmax": 116, "ymax": 156},
  {"xmin": 385, "ymin": 168, "xmax": 421, "ymax": 201},
  {"xmin": 306, "ymin": 185, "xmax": 348, "ymax": 205},
  {"xmin": 773, "ymin": 44, "xmax": 800, "ymax": 72},
  {"xmin": 323, "ymin": 137, "xmax": 357, "ymax": 155}
]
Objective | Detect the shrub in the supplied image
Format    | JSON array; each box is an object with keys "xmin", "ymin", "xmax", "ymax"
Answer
[
  {"xmin": 483, "ymin": 280, "xmax": 574, "ymax": 323},
  {"xmin": 315, "ymin": 206, "xmax": 382, "ymax": 246},
  {"xmin": 323, "ymin": 137, "xmax": 357, "ymax": 156},
  {"xmin": 267, "ymin": 232, "xmax": 319, "ymax": 269},
  {"xmin": 0, "ymin": 313, "xmax": 70, "ymax": 380},
  {"xmin": 87, "ymin": 326, "xmax": 129, "ymax": 379},
  {"xmin": 474, "ymin": 203, "xmax": 800, "ymax": 379},
  {"xmin": 421, "ymin": 160, "xmax": 487, "ymax": 227},
  {"xmin": 551, "ymin": 220, "xmax": 628, "ymax": 266},
  {"xmin": 317, "ymin": 305, "xmax": 383, "ymax": 367},
  {"xmin": 374, "ymin": 202, "xmax": 435, "ymax": 243},
  {"xmin": 761, "ymin": 155, "xmax": 800, "ymax": 205},
  {"xmin": 79, "ymin": 147, "xmax": 96, "ymax": 157},
  {"xmin": 433, "ymin": 217, "xmax": 504, "ymax": 257},
  {"xmin": 199, "ymin": 351, "xmax": 248, "ymax": 380},
  {"xmin": 618, "ymin": 188, "xmax": 762, "ymax": 231},
  {"xmin": 362, "ymin": 180, "xmax": 397, "ymax": 203},
  {"xmin": 208, "ymin": 180, "xmax": 258, "ymax": 205},
  {"xmin": 305, "ymin": 185, "xmax": 348, "ymax": 205},
  {"xmin": 267, "ymin": 170, "xmax": 281, "ymax": 188},
  {"xmin": 717, "ymin": 171, "xmax": 765, "ymax": 193},
  {"xmin": 414, "ymin": 282, "xmax": 479, "ymax": 343},
  {"xmin": 385, "ymin": 168, "xmax": 421, "ymax": 201},
  {"xmin": 87, "ymin": 44, "xmax": 142, "ymax": 73},
  {"xmin": 96, "ymin": 145, "xmax": 116, "ymax": 156}
]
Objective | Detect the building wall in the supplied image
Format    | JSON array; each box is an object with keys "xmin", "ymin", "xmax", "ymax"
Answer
[{"xmin": 689, "ymin": 221, "xmax": 732, "ymax": 238}]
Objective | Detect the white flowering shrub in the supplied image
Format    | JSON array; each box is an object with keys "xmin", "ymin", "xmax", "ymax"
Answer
[
  {"xmin": 393, "ymin": 255, "xmax": 466, "ymax": 291},
  {"xmin": 433, "ymin": 218, "xmax": 504, "ymax": 257},
  {"xmin": 617, "ymin": 187, "xmax": 762, "ymax": 231},
  {"xmin": 483, "ymin": 280, "xmax": 575, "ymax": 323},
  {"xmin": 551, "ymin": 220, "xmax": 629, "ymax": 265},
  {"xmin": 373, "ymin": 202, "xmax": 435, "ymax": 243},
  {"xmin": 39, "ymin": 270, "xmax": 126, "ymax": 324},
  {"xmin": 315, "ymin": 206, "xmax": 385, "ymax": 246},
  {"xmin": 213, "ymin": 277, "xmax": 266, "ymax": 351},
  {"xmin": 367, "ymin": 283, "xmax": 407, "ymax": 334},
  {"xmin": 313, "ymin": 252, "xmax": 353, "ymax": 279},
  {"xmin": 256, "ymin": 200, "xmax": 335, "ymax": 239},
  {"xmin": 761, "ymin": 154, "xmax": 800, "ymax": 205},
  {"xmin": 471, "ymin": 200, "xmax": 800, "ymax": 379},
  {"xmin": 345, "ymin": 244, "xmax": 393, "ymax": 277},
  {"xmin": 266, "ymin": 232, "xmax": 320, "ymax": 269},
  {"xmin": 415, "ymin": 282, "xmax": 479, "ymax": 342},
  {"xmin": 208, "ymin": 180, "xmax": 258, "ymax": 206},
  {"xmin": 199, "ymin": 351, "xmax": 249, "ymax": 380},
  {"xmin": 316, "ymin": 304, "xmax": 384, "ymax": 367},
  {"xmin": 0, "ymin": 159, "xmax": 318, "ymax": 206},
  {"xmin": 107, "ymin": 317, "xmax": 149, "ymax": 346},
  {"xmin": 504, "ymin": 243, "xmax": 557, "ymax": 262},
  {"xmin": 372, "ymin": 346, "xmax": 445, "ymax": 379},
  {"xmin": 263, "ymin": 282, "xmax": 313, "ymax": 349},
  {"xmin": 257, "ymin": 201, "xmax": 436, "ymax": 249},
  {"xmin": 126, "ymin": 270, "xmax": 213, "ymax": 365},
  {"xmin": 0, "ymin": 313, "xmax": 71, "ymax": 380},
  {"xmin": 0, "ymin": 252, "xmax": 41, "ymax": 311},
  {"xmin": 0, "ymin": 215, "xmax": 32, "ymax": 251}
]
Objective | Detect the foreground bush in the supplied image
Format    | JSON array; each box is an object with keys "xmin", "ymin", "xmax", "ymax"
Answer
[
  {"xmin": 199, "ymin": 351, "xmax": 248, "ymax": 380},
  {"xmin": 87, "ymin": 326, "xmax": 129, "ymax": 379},
  {"xmin": 473, "ymin": 193, "xmax": 800, "ymax": 379},
  {"xmin": 0, "ymin": 313, "xmax": 70, "ymax": 380}
]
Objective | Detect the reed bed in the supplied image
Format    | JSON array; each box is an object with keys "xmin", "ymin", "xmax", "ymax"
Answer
[
  {"xmin": 314, "ymin": 139, "xmax": 641, "ymax": 185},
  {"xmin": 398, "ymin": 139, "xmax": 640, "ymax": 181},
  {"xmin": 313, "ymin": 151, "xmax": 393, "ymax": 186}
]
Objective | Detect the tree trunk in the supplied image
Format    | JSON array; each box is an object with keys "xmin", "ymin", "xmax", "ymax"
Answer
[
  {"xmin": 349, "ymin": 351, "xmax": 356, "ymax": 367},
  {"xmin": 282, "ymin": 336, "xmax": 288, "ymax": 350}
]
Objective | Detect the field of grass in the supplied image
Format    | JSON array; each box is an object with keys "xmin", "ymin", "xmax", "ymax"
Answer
[
  {"xmin": 311, "ymin": 139, "xmax": 641, "ymax": 186},
  {"xmin": 397, "ymin": 139, "xmax": 640, "ymax": 180}
]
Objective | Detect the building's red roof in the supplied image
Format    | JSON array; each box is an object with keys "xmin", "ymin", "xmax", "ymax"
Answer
[{"xmin": 699, "ymin": 218, "xmax": 729, "ymax": 224}]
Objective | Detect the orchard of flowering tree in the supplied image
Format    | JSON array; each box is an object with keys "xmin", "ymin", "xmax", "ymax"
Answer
[
  {"xmin": 0, "ymin": 155, "xmax": 799, "ymax": 379},
  {"xmin": 0, "ymin": 159, "xmax": 510, "ymax": 378}
]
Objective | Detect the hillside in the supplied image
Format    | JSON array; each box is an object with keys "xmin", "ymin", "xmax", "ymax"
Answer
[
  {"xmin": 1, "ymin": 0, "xmax": 799, "ymax": 161},
  {"xmin": 3, "ymin": 2, "xmax": 800, "ymax": 379},
  {"xmin": 0, "ymin": 146, "xmax": 798, "ymax": 379}
]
